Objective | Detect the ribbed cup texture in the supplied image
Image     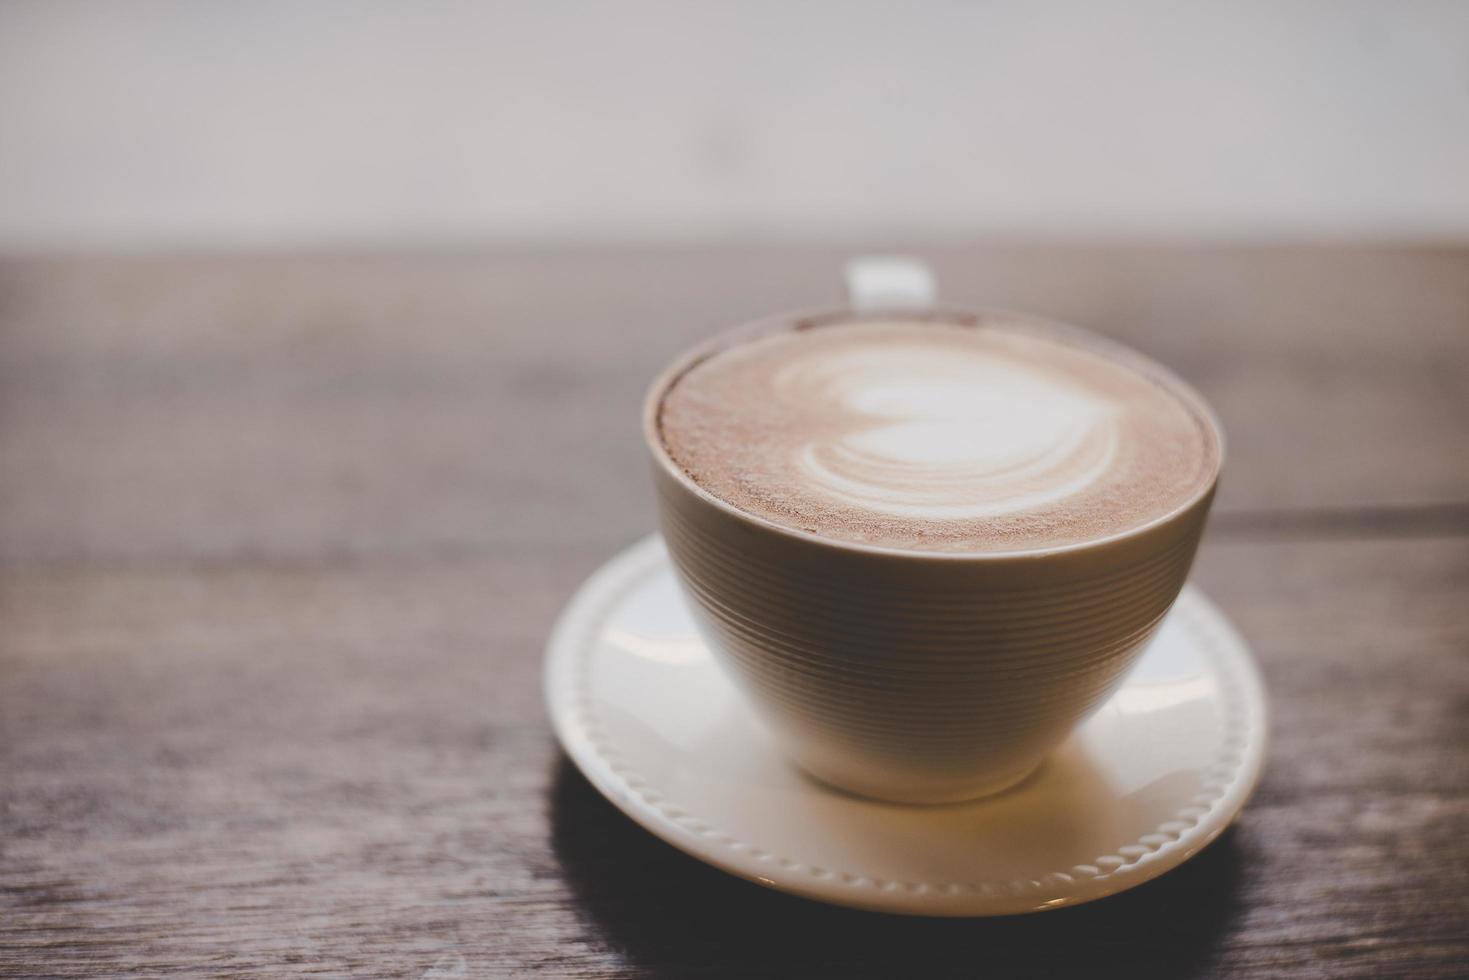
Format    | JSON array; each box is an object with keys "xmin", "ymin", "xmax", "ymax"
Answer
[{"xmin": 654, "ymin": 464, "xmax": 1213, "ymax": 804}]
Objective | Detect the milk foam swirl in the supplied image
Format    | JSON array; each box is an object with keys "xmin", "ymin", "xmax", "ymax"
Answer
[
  {"xmin": 778, "ymin": 347, "xmax": 1119, "ymax": 519},
  {"xmin": 657, "ymin": 318, "xmax": 1217, "ymax": 553}
]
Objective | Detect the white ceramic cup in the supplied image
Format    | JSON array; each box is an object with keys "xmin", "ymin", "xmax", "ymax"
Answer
[{"xmin": 643, "ymin": 260, "xmax": 1223, "ymax": 804}]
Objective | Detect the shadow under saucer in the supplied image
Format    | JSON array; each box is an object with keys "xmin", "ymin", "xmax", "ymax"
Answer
[{"xmin": 549, "ymin": 753, "xmax": 1246, "ymax": 979}]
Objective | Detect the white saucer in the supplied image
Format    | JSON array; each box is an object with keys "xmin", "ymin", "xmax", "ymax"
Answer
[{"xmin": 545, "ymin": 536, "xmax": 1267, "ymax": 917}]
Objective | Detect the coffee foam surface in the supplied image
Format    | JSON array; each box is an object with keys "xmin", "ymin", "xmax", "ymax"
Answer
[{"xmin": 657, "ymin": 317, "xmax": 1217, "ymax": 553}]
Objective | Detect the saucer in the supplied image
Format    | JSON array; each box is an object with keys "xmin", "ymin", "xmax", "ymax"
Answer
[{"xmin": 544, "ymin": 535, "xmax": 1267, "ymax": 916}]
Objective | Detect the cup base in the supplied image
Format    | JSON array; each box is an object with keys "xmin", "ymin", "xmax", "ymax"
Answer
[{"xmin": 788, "ymin": 755, "xmax": 1044, "ymax": 806}]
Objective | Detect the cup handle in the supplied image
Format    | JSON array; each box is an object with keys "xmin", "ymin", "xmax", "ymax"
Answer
[{"xmin": 844, "ymin": 256, "xmax": 937, "ymax": 312}]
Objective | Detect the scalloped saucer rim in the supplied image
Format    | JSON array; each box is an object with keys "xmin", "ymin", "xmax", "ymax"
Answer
[{"xmin": 544, "ymin": 535, "xmax": 1267, "ymax": 917}]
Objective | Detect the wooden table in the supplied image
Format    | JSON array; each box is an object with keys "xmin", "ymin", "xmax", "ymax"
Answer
[{"xmin": 2, "ymin": 245, "xmax": 1466, "ymax": 978}]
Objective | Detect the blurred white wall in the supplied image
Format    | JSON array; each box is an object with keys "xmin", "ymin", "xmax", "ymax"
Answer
[{"xmin": 2, "ymin": 0, "xmax": 1467, "ymax": 249}]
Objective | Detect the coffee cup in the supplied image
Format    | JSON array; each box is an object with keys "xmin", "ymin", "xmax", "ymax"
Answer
[{"xmin": 642, "ymin": 259, "xmax": 1223, "ymax": 804}]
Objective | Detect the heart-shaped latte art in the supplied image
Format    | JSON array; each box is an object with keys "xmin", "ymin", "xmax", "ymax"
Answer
[{"xmin": 776, "ymin": 346, "xmax": 1119, "ymax": 519}]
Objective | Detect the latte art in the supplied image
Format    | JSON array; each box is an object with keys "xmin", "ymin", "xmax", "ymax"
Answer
[
  {"xmin": 658, "ymin": 317, "xmax": 1218, "ymax": 553},
  {"xmin": 782, "ymin": 347, "xmax": 1119, "ymax": 520}
]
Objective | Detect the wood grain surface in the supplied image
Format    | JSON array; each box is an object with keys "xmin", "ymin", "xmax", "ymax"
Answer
[{"xmin": 1, "ymin": 245, "xmax": 1466, "ymax": 978}]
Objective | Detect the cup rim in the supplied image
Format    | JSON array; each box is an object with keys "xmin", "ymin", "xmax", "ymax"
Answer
[{"xmin": 643, "ymin": 306, "xmax": 1226, "ymax": 564}]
